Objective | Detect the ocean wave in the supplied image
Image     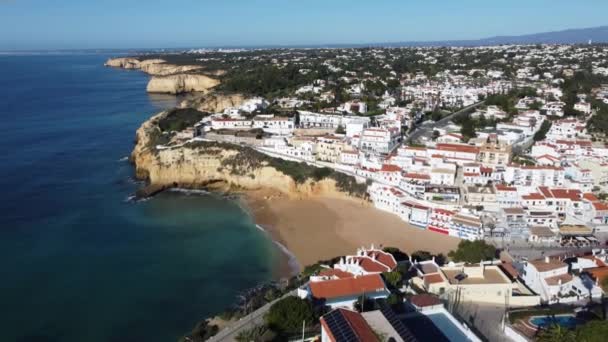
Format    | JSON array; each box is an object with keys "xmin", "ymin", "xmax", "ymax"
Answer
[
  {"xmin": 168, "ymin": 188, "xmax": 210, "ymax": 195},
  {"xmin": 118, "ymin": 156, "xmax": 129, "ymax": 162},
  {"xmin": 255, "ymin": 224, "xmax": 266, "ymax": 232},
  {"xmin": 256, "ymin": 224, "xmax": 301, "ymax": 275},
  {"xmin": 273, "ymin": 240, "xmax": 301, "ymax": 275}
]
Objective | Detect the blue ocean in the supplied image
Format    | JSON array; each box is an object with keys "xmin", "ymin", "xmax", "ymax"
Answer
[{"xmin": 0, "ymin": 53, "xmax": 278, "ymax": 342}]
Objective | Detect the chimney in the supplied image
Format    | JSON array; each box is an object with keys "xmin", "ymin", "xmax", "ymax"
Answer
[{"xmin": 545, "ymin": 256, "xmax": 550, "ymax": 264}]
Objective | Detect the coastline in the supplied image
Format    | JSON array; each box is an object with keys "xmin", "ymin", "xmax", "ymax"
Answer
[{"xmin": 242, "ymin": 188, "xmax": 461, "ymax": 270}]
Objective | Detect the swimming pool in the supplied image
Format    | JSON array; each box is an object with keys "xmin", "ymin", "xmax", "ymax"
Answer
[{"xmin": 529, "ymin": 314, "xmax": 583, "ymax": 329}]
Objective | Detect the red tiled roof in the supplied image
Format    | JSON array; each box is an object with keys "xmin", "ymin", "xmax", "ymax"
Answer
[
  {"xmin": 539, "ymin": 187, "xmax": 582, "ymax": 201},
  {"xmin": 537, "ymin": 154, "xmax": 560, "ymax": 161},
  {"xmin": 434, "ymin": 208, "xmax": 455, "ymax": 216},
  {"xmin": 523, "ymin": 193, "xmax": 545, "ymax": 200},
  {"xmin": 321, "ymin": 309, "xmax": 379, "ymax": 342},
  {"xmin": 480, "ymin": 166, "xmax": 493, "ymax": 174},
  {"xmin": 410, "ymin": 294, "xmax": 442, "ymax": 308},
  {"xmin": 588, "ymin": 267, "xmax": 608, "ymax": 282},
  {"xmin": 364, "ymin": 251, "xmax": 397, "ymax": 270},
  {"xmin": 404, "ymin": 172, "xmax": 430, "ymax": 180},
  {"xmin": 402, "ymin": 201, "xmax": 429, "ymax": 210},
  {"xmin": 381, "ymin": 164, "xmax": 402, "ymax": 172},
  {"xmin": 499, "ymin": 262, "xmax": 520, "ymax": 279},
  {"xmin": 310, "ymin": 274, "xmax": 386, "ymax": 299},
  {"xmin": 593, "ymin": 202, "xmax": 608, "ymax": 211},
  {"xmin": 351, "ymin": 257, "xmax": 392, "ymax": 273},
  {"xmin": 424, "ymin": 273, "xmax": 444, "ymax": 284},
  {"xmin": 496, "ymin": 184, "xmax": 517, "ymax": 192},
  {"xmin": 436, "ymin": 143, "xmax": 480, "ymax": 154},
  {"xmin": 318, "ymin": 268, "xmax": 354, "ymax": 279}
]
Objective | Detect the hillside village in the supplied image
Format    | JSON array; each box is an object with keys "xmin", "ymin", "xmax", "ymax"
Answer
[{"xmin": 136, "ymin": 44, "xmax": 608, "ymax": 341}]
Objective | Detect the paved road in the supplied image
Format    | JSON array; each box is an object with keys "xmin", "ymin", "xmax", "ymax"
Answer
[
  {"xmin": 489, "ymin": 237, "xmax": 599, "ymax": 261},
  {"xmin": 407, "ymin": 101, "xmax": 485, "ymax": 143},
  {"xmin": 206, "ymin": 289, "xmax": 298, "ymax": 342}
]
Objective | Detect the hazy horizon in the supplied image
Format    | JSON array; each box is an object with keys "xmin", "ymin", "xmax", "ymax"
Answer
[{"xmin": 2, "ymin": 0, "xmax": 608, "ymax": 50}]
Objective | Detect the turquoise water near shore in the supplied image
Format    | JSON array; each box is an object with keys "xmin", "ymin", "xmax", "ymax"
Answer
[{"xmin": 0, "ymin": 54, "xmax": 278, "ymax": 342}]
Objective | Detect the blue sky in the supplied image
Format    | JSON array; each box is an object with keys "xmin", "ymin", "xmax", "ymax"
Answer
[{"xmin": 1, "ymin": 0, "xmax": 608, "ymax": 50}]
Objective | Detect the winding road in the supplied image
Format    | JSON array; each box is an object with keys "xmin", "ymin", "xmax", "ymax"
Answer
[{"xmin": 407, "ymin": 101, "xmax": 485, "ymax": 143}]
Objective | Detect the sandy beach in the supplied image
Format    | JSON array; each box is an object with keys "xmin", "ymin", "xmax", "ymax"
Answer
[{"xmin": 244, "ymin": 189, "xmax": 461, "ymax": 271}]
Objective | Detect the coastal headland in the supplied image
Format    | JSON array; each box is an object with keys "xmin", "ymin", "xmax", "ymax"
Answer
[
  {"xmin": 107, "ymin": 56, "xmax": 460, "ymax": 272},
  {"xmin": 104, "ymin": 57, "xmax": 220, "ymax": 94}
]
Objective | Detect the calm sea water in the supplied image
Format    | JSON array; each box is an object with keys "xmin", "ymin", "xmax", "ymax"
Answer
[{"xmin": 0, "ymin": 54, "xmax": 278, "ymax": 342}]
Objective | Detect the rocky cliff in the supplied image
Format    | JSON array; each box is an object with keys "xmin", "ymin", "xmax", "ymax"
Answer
[
  {"xmin": 146, "ymin": 74, "xmax": 220, "ymax": 94},
  {"xmin": 105, "ymin": 57, "xmax": 218, "ymax": 94},
  {"xmin": 179, "ymin": 93, "xmax": 246, "ymax": 112},
  {"xmin": 104, "ymin": 57, "xmax": 203, "ymax": 75},
  {"xmin": 131, "ymin": 111, "xmax": 367, "ymax": 201}
]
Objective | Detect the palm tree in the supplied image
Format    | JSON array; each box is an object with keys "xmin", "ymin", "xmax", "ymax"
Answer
[{"xmin": 537, "ymin": 324, "xmax": 576, "ymax": 342}]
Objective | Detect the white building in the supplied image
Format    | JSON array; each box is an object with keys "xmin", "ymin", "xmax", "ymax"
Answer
[
  {"xmin": 252, "ymin": 115, "xmax": 295, "ymax": 135},
  {"xmin": 239, "ymin": 97, "xmax": 269, "ymax": 113},
  {"xmin": 358, "ymin": 127, "xmax": 400, "ymax": 154},
  {"xmin": 522, "ymin": 256, "xmax": 602, "ymax": 303}
]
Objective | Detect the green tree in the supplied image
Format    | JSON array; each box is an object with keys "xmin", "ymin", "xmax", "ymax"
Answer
[
  {"xmin": 534, "ymin": 120, "xmax": 552, "ymax": 142},
  {"xmin": 447, "ymin": 240, "xmax": 496, "ymax": 263},
  {"xmin": 386, "ymin": 293, "xmax": 403, "ymax": 307},
  {"xmin": 434, "ymin": 253, "xmax": 447, "ymax": 266},
  {"xmin": 354, "ymin": 295, "xmax": 376, "ymax": 312},
  {"xmin": 382, "ymin": 271, "xmax": 403, "ymax": 288},
  {"xmin": 576, "ymin": 320, "xmax": 608, "ymax": 342},
  {"xmin": 335, "ymin": 124, "xmax": 346, "ymax": 134},
  {"xmin": 601, "ymin": 277, "xmax": 608, "ymax": 293},
  {"xmin": 382, "ymin": 247, "xmax": 408, "ymax": 262},
  {"xmin": 182, "ymin": 319, "xmax": 219, "ymax": 342},
  {"xmin": 530, "ymin": 101, "xmax": 544, "ymax": 111},
  {"xmin": 460, "ymin": 118, "xmax": 477, "ymax": 141},
  {"xmin": 412, "ymin": 250, "xmax": 433, "ymax": 262},
  {"xmin": 236, "ymin": 325, "xmax": 276, "ymax": 342},
  {"xmin": 432, "ymin": 130, "xmax": 440, "ymax": 141},
  {"xmin": 538, "ymin": 324, "xmax": 576, "ymax": 342},
  {"xmin": 265, "ymin": 296, "xmax": 314, "ymax": 333},
  {"xmin": 431, "ymin": 110, "xmax": 444, "ymax": 122}
]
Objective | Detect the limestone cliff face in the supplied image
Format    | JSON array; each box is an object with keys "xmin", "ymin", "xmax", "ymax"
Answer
[
  {"xmin": 104, "ymin": 57, "xmax": 143, "ymax": 69},
  {"xmin": 179, "ymin": 93, "xmax": 246, "ymax": 112},
  {"xmin": 141, "ymin": 64, "xmax": 203, "ymax": 76},
  {"xmin": 146, "ymin": 74, "xmax": 220, "ymax": 94},
  {"xmin": 131, "ymin": 111, "xmax": 364, "ymax": 201},
  {"xmin": 104, "ymin": 57, "xmax": 202, "ymax": 75},
  {"xmin": 105, "ymin": 57, "xmax": 165, "ymax": 70},
  {"xmin": 105, "ymin": 57, "xmax": 216, "ymax": 93}
]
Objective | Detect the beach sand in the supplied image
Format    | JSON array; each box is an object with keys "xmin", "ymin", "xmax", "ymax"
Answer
[{"xmin": 244, "ymin": 189, "xmax": 461, "ymax": 272}]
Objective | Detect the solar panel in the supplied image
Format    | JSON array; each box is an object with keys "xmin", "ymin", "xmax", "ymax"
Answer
[
  {"xmin": 380, "ymin": 305, "xmax": 419, "ymax": 342},
  {"xmin": 323, "ymin": 310, "xmax": 359, "ymax": 342}
]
